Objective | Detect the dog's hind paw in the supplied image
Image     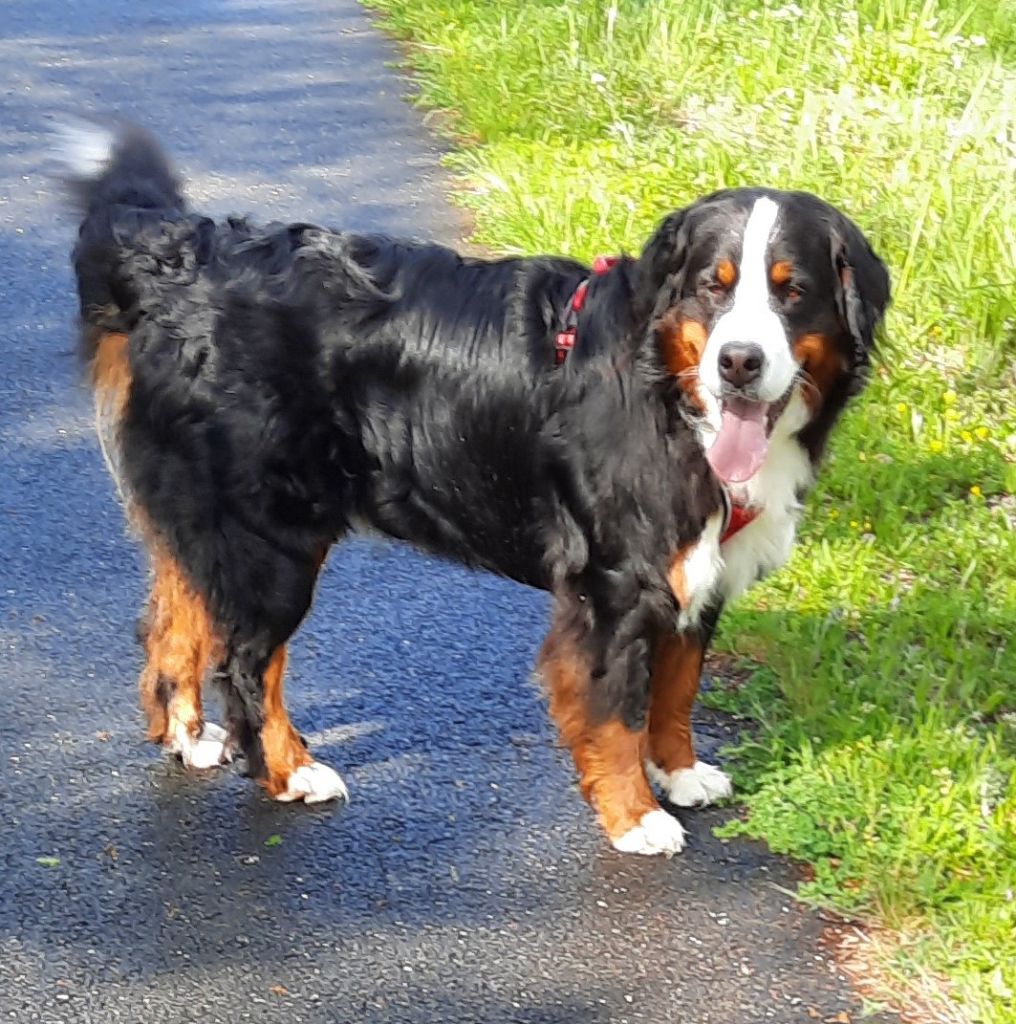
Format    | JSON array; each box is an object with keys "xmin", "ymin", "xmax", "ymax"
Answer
[
  {"xmin": 171, "ymin": 721, "xmax": 233, "ymax": 770},
  {"xmin": 273, "ymin": 761, "xmax": 349, "ymax": 804},
  {"xmin": 649, "ymin": 760, "xmax": 733, "ymax": 807},
  {"xmin": 611, "ymin": 809, "xmax": 686, "ymax": 857}
]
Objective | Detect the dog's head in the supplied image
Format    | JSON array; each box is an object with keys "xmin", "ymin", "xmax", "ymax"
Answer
[{"xmin": 633, "ymin": 189, "xmax": 890, "ymax": 479}]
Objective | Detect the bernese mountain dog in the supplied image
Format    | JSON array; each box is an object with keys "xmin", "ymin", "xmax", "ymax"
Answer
[{"xmin": 57, "ymin": 120, "xmax": 889, "ymax": 855}]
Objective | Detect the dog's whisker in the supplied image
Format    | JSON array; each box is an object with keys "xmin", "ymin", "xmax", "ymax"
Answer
[{"xmin": 795, "ymin": 369, "xmax": 822, "ymax": 399}]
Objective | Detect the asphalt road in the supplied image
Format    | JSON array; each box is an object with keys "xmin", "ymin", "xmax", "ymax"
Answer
[{"xmin": 0, "ymin": 2, "xmax": 896, "ymax": 1021}]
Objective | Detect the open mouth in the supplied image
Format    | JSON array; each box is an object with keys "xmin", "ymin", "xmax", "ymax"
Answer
[{"xmin": 706, "ymin": 392, "xmax": 790, "ymax": 484}]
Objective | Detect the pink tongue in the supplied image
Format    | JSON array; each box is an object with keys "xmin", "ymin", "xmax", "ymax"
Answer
[{"xmin": 706, "ymin": 398, "xmax": 770, "ymax": 484}]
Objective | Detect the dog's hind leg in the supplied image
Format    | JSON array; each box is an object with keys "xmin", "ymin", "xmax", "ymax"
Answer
[
  {"xmin": 87, "ymin": 329, "xmax": 226, "ymax": 767},
  {"xmin": 259, "ymin": 644, "xmax": 347, "ymax": 803},
  {"xmin": 138, "ymin": 550, "xmax": 231, "ymax": 769},
  {"xmin": 212, "ymin": 542, "xmax": 347, "ymax": 804}
]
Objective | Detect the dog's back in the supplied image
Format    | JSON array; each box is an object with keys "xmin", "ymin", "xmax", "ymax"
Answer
[{"xmin": 58, "ymin": 120, "xmax": 586, "ymax": 384}]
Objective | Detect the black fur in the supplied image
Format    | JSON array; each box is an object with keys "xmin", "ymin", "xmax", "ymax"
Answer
[{"xmin": 64, "ymin": 126, "xmax": 888, "ymax": 778}]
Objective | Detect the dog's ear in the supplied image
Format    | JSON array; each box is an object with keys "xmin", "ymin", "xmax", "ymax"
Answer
[
  {"xmin": 632, "ymin": 208, "xmax": 693, "ymax": 323},
  {"xmin": 569, "ymin": 208, "xmax": 693, "ymax": 365},
  {"xmin": 830, "ymin": 215, "xmax": 891, "ymax": 395}
]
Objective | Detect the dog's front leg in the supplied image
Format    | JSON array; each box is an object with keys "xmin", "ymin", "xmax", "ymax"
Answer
[
  {"xmin": 538, "ymin": 607, "xmax": 686, "ymax": 856},
  {"xmin": 646, "ymin": 624, "xmax": 733, "ymax": 808}
]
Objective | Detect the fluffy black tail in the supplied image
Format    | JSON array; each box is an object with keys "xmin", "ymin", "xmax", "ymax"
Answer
[
  {"xmin": 54, "ymin": 118, "xmax": 190, "ymax": 357},
  {"xmin": 55, "ymin": 117, "xmax": 185, "ymax": 218}
]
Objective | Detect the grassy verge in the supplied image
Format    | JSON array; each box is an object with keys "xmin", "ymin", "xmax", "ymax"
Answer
[{"xmin": 362, "ymin": 0, "xmax": 1016, "ymax": 1018}]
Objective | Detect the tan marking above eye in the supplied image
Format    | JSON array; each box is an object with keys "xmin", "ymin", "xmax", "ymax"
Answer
[
  {"xmin": 716, "ymin": 259, "xmax": 736, "ymax": 288},
  {"xmin": 770, "ymin": 260, "xmax": 794, "ymax": 286}
]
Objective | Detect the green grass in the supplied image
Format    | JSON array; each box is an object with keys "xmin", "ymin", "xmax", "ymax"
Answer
[{"xmin": 362, "ymin": 0, "xmax": 1016, "ymax": 1018}]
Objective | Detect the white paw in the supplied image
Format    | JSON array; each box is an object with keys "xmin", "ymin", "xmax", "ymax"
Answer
[
  {"xmin": 649, "ymin": 760, "xmax": 733, "ymax": 807},
  {"xmin": 612, "ymin": 809, "xmax": 686, "ymax": 857},
  {"xmin": 171, "ymin": 721, "xmax": 232, "ymax": 770},
  {"xmin": 274, "ymin": 762, "xmax": 349, "ymax": 804}
]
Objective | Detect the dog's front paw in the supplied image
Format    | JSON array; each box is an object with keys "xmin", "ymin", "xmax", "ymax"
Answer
[
  {"xmin": 273, "ymin": 761, "xmax": 349, "ymax": 804},
  {"xmin": 648, "ymin": 760, "xmax": 733, "ymax": 807},
  {"xmin": 611, "ymin": 809, "xmax": 686, "ymax": 857}
]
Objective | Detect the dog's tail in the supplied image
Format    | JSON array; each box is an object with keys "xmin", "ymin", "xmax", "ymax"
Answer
[
  {"xmin": 53, "ymin": 118, "xmax": 190, "ymax": 506},
  {"xmin": 54, "ymin": 117, "xmax": 185, "ymax": 219},
  {"xmin": 53, "ymin": 118, "xmax": 192, "ymax": 359}
]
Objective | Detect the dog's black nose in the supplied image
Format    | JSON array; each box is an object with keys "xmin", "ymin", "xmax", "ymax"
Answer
[{"xmin": 718, "ymin": 342, "xmax": 765, "ymax": 390}]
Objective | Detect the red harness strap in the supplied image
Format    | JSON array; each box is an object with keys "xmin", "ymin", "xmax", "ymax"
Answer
[
  {"xmin": 554, "ymin": 255, "xmax": 759, "ymax": 543},
  {"xmin": 554, "ymin": 255, "xmax": 619, "ymax": 365}
]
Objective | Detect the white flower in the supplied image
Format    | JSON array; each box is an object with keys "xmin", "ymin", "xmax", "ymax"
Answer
[{"xmin": 771, "ymin": 3, "xmax": 804, "ymax": 20}]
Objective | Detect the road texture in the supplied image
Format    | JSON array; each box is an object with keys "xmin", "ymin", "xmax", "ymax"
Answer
[{"xmin": 0, "ymin": 1, "xmax": 895, "ymax": 1021}]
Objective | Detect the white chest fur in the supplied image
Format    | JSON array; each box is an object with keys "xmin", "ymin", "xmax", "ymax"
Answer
[{"xmin": 709, "ymin": 390, "xmax": 814, "ymax": 603}]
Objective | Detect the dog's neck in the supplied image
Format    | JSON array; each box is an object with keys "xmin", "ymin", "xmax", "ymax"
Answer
[{"xmin": 564, "ymin": 258, "xmax": 649, "ymax": 368}]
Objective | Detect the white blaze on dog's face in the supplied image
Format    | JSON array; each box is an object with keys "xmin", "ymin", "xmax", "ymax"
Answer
[
  {"xmin": 698, "ymin": 197, "xmax": 798, "ymax": 406},
  {"xmin": 696, "ymin": 197, "xmax": 800, "ymax": 485},
  {"xmin": 649, "ymin": 188, "xmax": 890, "ymax": 486}
]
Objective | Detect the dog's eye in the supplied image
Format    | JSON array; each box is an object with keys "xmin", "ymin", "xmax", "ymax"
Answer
[
  {"xmin": 782, "ymin": 284, "xmax": 803, "ymax": 303},
  {"xmin": 706, "ymin": 282, "xmax": 728, "ymax": 297}
]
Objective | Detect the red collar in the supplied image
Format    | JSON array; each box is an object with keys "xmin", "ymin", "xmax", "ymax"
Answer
[
  {"xmin": 720, "ymin": 490, "xmax": 760, "ymax": 543},
  {"xmin": 721, "ymin": 500, "xmax": 760, "ymax": 543},
  {"xmin": 555, "ymin": 255, "xmax": 619, "ymax": 365}
]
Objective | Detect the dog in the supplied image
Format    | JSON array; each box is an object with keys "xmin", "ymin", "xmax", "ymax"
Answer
[{"xmin": 57, "ymin": 120, "xmax": 889, "ymax": 855}]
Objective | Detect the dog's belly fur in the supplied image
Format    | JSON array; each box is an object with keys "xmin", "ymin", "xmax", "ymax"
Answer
[{"xmin": 347, "ymin": 387, "xmax": 555, "ymax": 587}]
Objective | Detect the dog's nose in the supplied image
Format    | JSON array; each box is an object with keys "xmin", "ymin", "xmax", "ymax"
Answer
[{"xmin": 718, "ymin": 342, "xmax": 765, "ymax": 390}]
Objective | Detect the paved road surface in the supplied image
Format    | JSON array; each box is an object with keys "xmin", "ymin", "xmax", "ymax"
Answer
[{"xmin": 0, "ymin": 2, "xmax": 894, "ymax": 1021}]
